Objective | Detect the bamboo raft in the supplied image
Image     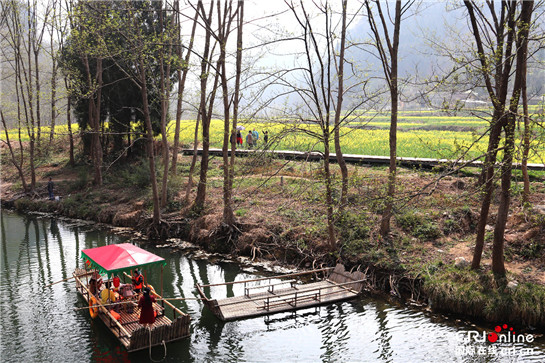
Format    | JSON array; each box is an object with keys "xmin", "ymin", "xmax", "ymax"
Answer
[
  {"xmin": 74, "ymin": 268, "xmax": 190, "ymax": 352},
  {"xmin": 196, "ymin": 264, "xmax": 366, "ymax": 321}
]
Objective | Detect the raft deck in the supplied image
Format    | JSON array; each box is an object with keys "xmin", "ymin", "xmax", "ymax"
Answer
[
  {"xmin": 196, "ymin": 264, "xmax": 366, "ymax": 321},
  {"xmin": 73, "ymin": 268, "xmax": 190, "ymax": 352}
]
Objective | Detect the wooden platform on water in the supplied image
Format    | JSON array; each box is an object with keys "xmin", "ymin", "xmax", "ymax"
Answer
[
  {"xmin": 73, "ymin": 269, "xmax": 190, "ymax": 352},
  {"xmin": 196, "ymin": 264, "xmax": 366, "ymax": 321}
]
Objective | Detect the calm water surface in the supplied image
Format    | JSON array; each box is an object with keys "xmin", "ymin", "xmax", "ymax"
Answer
[{"xmin": 1, "ymin": 211, "xmax": 544, "ymax": 362}]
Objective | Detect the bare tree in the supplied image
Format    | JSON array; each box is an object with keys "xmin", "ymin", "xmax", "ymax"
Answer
[
  {"xmin": 192, "ymin": 0, "xmax": 220, "ymax": 212},
  {"xmin": 281, "ymin": 0, "xmax": 361, "ymax": 248},
  {"xmin": 158, "ymin": 2, "xmax": 175, "ymax": 208},
  {"xmin": 216, "ymin": 0, "xmax": 237, "ymax": 226},
  {"xmin": 462, "ymin": 1, "xmax": 534, "ymax": 277},
  {"xmin": 491, "ymin": 0, "xmax": 534, "ymax": 277},
  {"xmin": 364, "ymin": 0, "xmax": 414, "ymax": 237},
  {"xmin": 1, "ymin": 110, "xmax": 29, "ymax": 192},
  {"xmin": 1, "ymin": 0, "xmax": 44, "ymax": 191},
  {"xmin": 333, "ymin": 0, "xmax": 349, "ymax": 210},
  {"xmin": 170, "ymin": 1, "xmax": 199, "ymax": 175}
]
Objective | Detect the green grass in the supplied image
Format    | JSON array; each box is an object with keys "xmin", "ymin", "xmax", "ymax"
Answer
[{"xmin": 422, "ymin": 263, "xmax": 545, "ymax": 326}]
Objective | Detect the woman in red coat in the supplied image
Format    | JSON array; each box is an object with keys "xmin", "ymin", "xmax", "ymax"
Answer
[{"xmin": 138, "ymin": 287, "xmax": 156, "ymax": 326}]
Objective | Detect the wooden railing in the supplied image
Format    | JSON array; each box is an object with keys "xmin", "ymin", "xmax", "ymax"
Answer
[
  {"xmin": 196, "ymin": 267, "xmax": 333, "ymax": 296},
  {"xmin": 260, "ymin": 278, "xmax": 367, "ymax": 311}
]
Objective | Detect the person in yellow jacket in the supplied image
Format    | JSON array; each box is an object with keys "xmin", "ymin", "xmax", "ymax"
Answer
[{"xmin": 100, "ymin": 281, "xmax": 116, "ymax": 305}]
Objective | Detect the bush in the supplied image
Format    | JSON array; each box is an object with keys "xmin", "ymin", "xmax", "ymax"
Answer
[
  {"xmin": 336, "ymin": 211, "xmax": 370, "ymax": 242},
  {"xmin": 235, "ymin": 209, "xmax": 248, "ymax": 217},
  {"xmin": 397, "ymin": 210, "xmax": 442, "ymax": 241},
  {"xmin": 107, "ymin": 159, "xmax": 151, "ymax": 189},
  {"xmin": 67, "ymin": 168, "xmax": 89, "ymax": 192},
  {"xmin": 342, "ymin": 239, "xmax": 366, "ymax": 257}
]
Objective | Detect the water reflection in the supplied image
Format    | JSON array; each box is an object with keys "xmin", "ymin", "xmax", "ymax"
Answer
[{"xmin": 1, "ymin": 210, "xmax": 544, "ymax": 363}]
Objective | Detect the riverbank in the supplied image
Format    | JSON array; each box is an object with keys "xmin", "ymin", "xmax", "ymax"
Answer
[{"xmin": 2, "ymin": 140, "xmax": 545, "ymax": 329}]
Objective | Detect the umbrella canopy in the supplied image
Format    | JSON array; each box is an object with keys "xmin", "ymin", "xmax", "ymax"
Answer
[
  {"xmin": 81, "ymin": 243, "xmax": 166, "ymax": 276},
  {"xmin": 236, "ymin": 125, "xmax": 245, "ymax": 130}
]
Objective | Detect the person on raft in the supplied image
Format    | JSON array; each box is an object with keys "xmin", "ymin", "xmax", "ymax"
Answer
[
  {"xmin": 89, "ymin": 271, "xmax": 103, "ymax": 296},
  {"xmin": 132, "ymin": 269, "xmax": 144, "ymax": 293},
  {"xmin": 138, "ymin": 287, "xmax": 156, "ymax": 327}
]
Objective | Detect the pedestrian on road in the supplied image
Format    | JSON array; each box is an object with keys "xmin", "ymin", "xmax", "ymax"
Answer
[
  {"xmin": 252, "ymin": 129, "xmax": 259, "ymax": 147},
  {"xmin": 246, "ymin": 131, "xmax": 253, "ymax": 149}
]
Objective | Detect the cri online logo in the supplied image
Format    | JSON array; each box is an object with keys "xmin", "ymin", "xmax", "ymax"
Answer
[
  {"xmin": 460, "ymin": 323, "xmax": 535, "ymax": 344},
  {"xmin": 488, "ymin": 324, "xmax": 515, "ymax": 343}
]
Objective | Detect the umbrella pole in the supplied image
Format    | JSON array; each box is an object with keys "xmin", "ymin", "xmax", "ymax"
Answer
[{"xmin": 161, "ymin": 265, "xmax": 164, "ymax": 304}]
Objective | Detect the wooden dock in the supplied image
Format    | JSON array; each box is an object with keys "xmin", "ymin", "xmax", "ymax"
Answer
[
  {"xmin": 73, "ymin": 269, "xmax": 190, "ymax": 352},
  {"xmin": 196, "ymin": 265, "xmax": 366, "ymax": 321}
]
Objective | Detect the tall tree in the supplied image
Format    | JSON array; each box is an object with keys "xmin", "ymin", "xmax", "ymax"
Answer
[
  {"xmin": 491, "ymin": 0, "xmax": 534, "ymax": 277},
  {"xmin": 1, "ymin": 111, "xmax": 29, "ymax": 192},
  {"xmin": 217, "ymin": 0, "xmax": 237, "ymax": 226},
  {"xmin": 158, "ymin": 2, "xmax": 174, "ymax": 208},
  {"xmin": 228, "ymin": 0, "xmax": 244, "ymax": 223},
  {"xmin": 170, "ymin": 1, "xmax": 198, "ymax": 175},
  {"xmin": 365, "ymin": 0, "xmax": 414, "ymax": 237},
  {"xmin": 1, "ymin": 0, "xmax": 44, "ymax": 191},
  {"xmin": 192, "ymin": 0, "xmax": 219, "ymax": 212},
  {"xmin": 283, "ymin": 0, "xmax": 363, "ymax": 248},
  {"xmin": 462, "ymin": 1, "xmax": 534, "ymax": 277},
  {"xmin": 333, "ymin": 0, "xmax": 349, "ymax": 210}
]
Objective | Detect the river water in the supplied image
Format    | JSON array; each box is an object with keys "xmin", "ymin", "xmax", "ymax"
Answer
[{"xmin": 1, "ymin": 210, "xmax": 544, "ymax": 362}]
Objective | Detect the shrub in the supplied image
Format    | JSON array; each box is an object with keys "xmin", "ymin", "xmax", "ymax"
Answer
[
  {"xmin": 397, "ymin": 210, "xmax": 442, "ymax": 241},
  {"xmin": 235, "ymin": 209, "xmax": 247, "ymax": 217},
  {"xmin": 336, "ymin": 211, "xmax": 370, "ymax": 242},
  {"xmin": 67, "ymin": 168, "xmax": 89, "ymax": 192}
]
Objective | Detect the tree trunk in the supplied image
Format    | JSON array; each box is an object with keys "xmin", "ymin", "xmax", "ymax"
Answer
[
  {"xmin": 218, "ymin": 0, "xmax": 236, "ymax": 226},
  {"xmin": 34, "ymin": 42, "xmax": 42, "ymax": 151},
  {"xmin": 324, "ymin": 134, "xmax": 336, "ymax": 249},
  {"xmin": 139, "ymin": 56, "xmax": 161, "ymax": 225},
  {"xmin": 1, "ymin": 111, "xmax": 29, "ymax": 192},
  {"xmin": 491, "ymin": 0, "xmax": 533, "ymax": 278},
  {"xmin": 333, "ymin": 0, "xmax": 348, "ymax": 211},
  {"xmin": 50, "ymin": 49, "xmax": 57, "ymax": 144},
  {"xmin": 64, "ymin": 75, "xmax": 75, "ymax": 166},
  {"xmin": 521, "ymin": 52, "xmax": 530, "ymax": 206},
  {"xmin": 365, "ymin": 0, "xmax": 403, "ymax": 237},
  {"xmin": 171, "ymin": 2, "xmax": 198, "ymax": 175},
  {"xmin": 159, "ymin": 5, "xmax": 171, "ymax": 208},
  {"xmin": 228, "ymin": 0, "xmax": 244, "ymax": 219},
  {"xmin": 67, "ymin": 93, "xmax": 75, "ymax": 166},
  {"xmin": 93, "ymin": 58, "xmax": 103, "ymax": 185},
  {"xmin": 184, "ymin": 112, "xmax": 201, "ymax": 203},
  {"xmin": 465, "ymin": 0, "xmax": 516, "ymax": 269},
  {"xmin": 193, "ymin": 0, "xmax": 216, "ymax": 212},
  {"xmin": 24, "ymin": 11, "xmax": 37, "ymax": 191},
  {"xmin": 471, "ymin": 112, "xmax": 503, "ymax": 269}
]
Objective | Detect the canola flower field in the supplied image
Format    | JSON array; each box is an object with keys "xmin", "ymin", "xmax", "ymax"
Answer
[
  {"xmin": 167, "ymin": 115, "xmax": 544, "ymax": 164},
  {"xmin": 5, "ymin": 111, "xmax": 544, "ymax": 164}
]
